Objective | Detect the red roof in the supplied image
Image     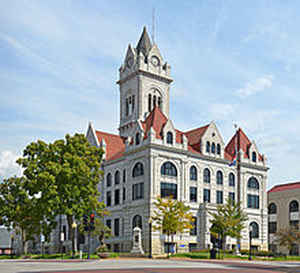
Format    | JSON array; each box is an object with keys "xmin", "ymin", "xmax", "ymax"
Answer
[
  {"xmin": 268, "ymin": 182, "xmax": 300, "ymax": 193},
  {"xmin": 225, "ymin": 128, "xmax": 263, "ymax": 162},
  {"xmin": 95, "ymin": 130, "xmax": 126, "ymax": 161},
  {"xmin": 185, "ymin": 125, "xmax": 209, "ymax": 146}
]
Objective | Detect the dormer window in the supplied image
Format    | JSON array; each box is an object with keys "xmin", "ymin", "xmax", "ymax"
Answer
[
  {"xmin": 217, "ymin": 144, "xmax": 221, "ymax": 155},
  {"xmin": 166, "ymin": 132, "xmax": 173, "ymax": 144},
  {"xmin": 135, "ymin": 133, "xmax": 140, "ymax": 145},
  {"xmin": 252, "ymin": 151, "xmax": 257, "ymax": 162},
  {"xmin": 211, "ymin": 143, "xmax": 216, "ymax": 154},
  {"xmin": 206, "ymin": 141, "xmax": 210, "ymax": 153}
]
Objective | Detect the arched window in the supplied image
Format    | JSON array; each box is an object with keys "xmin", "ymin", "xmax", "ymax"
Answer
[
  {"xmin": 106, "ymin": 173, "xmax": 112, "ymax": 187},
  {"xmin": 203, "ymin": 168, "xmax": 211, "ymax": 183},
  {"xmin": 153, "ymin": 95, "xmax": 157, "ymax": 107},
  {"xmin": 148, "ymin": 94, "xmax": 152, "ymax": 112},
  {"xmin": 206, "ymin": 141, "xmax": 210, "ymax": 153},
  {"xmin": 132, "ymin": 215, "xmax": 142, "ymax": 230},
  {"xmin": 135, "ymin": 133, "xmax": 140, "ymax": 145},
  {"xmin": 125, "ymin": 98, "xmax": 129, "ymax": 116},
  {"xmin": 252, "ymin": 152, "xmax": 257, "ymax": 162},
  {"xmin": 166, "ymin": 132, "xmax": 173, "ymax": 144},
  {"xmin": 161, "ymin": 162, "xmax": 177, "ymax": 177},
  {"xmin": 114, "ymin": 171, "xmax": 120, "ymax": 185},
  {"xmin": 217, "ymin": 144, "xmax": 221, "ymax": 155},
  {"xmin": 248, "ymin": 177, "xmax": 259, "ymax": 190},
  {"xmin": 289, "ymin": 200, "xmax": 299, "ymax": 213},
  {"xmin": 158, "ymin": 97, "xmax": 162, "ymax": 109},
  {"xmin": 229, "ymin": 173, "xmax": 235, "ymax": 187},
  {"xmin": 268, "ymin": 203, "xmax": 277, "ymax": 214},
  {"xmin": 132, "ymin": 162, "xmax": 144, "ymax": 177},
  {"xmin": 190, "ymin": 166, "xmax": 197, "ymax": 181},
  {"xmin": 250, "ymin": 222, "xmax": 259, "ymax": 238},
  {"xmin": 211, "ymin": 143, "xmax": 216, "ymax": 154},
  {"xmin": 216, "ymin": 171, "xmax": 223, "ymax": 185}
]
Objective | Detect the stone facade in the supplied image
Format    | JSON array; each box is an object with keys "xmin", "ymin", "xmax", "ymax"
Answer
[{"xmin": 85, "ymin": 27, "xmax": 269, "ymax": 255}]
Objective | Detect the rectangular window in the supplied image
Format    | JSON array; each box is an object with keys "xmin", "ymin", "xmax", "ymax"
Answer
[
  {"xmin": 203, "ymin": 189, "xmax": 210, "ymax": 203},
  {"xmin": 229, "ymin": 192, "xmax": 235, "ymax": 203},
  {"xmin": 123, "ymin": 187, "xmax": 126, "ymax": 201},
  {"xmin": 190, "ymin": 217, "xmax": 197, "ymax": 236},
  {"xmin": 114, "ymin": 218, "xmax": 120, "ymax": 237},
  {"xmin": 247, "ymin": 194, "xmax": 259, "ymax": 209},
  {"xmin": 269, "ymin": 222, "xmax": 277, "ymax": 234},
  {"xmin": 290, "ymin": 220, "xmax": 299, "ymax": 229},
  {"xmin": 106, "ymin": 219, "xmax": 112, "ymax": 230},
  {"xmin": 123, "ymin": 169, "xmax": 126, "ymax": 183},
  {"xmin": 115, "ymin": 189, "xmax": 120, "ymax": 205},
  {"xmin": 216, "ymin": 191, "xmax": 223, "ymax": 204},
  {"xmin": 161, "ymin": 182, "xmax": 177, "ymax": 199},
  {"xmin": 132, "ymin": 183, "xmax": 144, "ymax": 200},
  {"xmin": 106, "ymin": 191, "xmax": 111, "ymax": 207},
  {"xmin": 190, "ymin": 187, "xmax": 197, "ymax": 202}
]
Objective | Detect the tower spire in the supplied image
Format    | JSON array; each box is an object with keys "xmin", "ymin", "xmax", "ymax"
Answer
[{"xmin": 136, "ymin": 26, "xmax": 152, "ymax": 56}]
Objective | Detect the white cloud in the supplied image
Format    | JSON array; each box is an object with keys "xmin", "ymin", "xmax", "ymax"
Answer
[
  {"xmin": 0, "ymin": 151, "xmax": 22, "ymax": 179},
  {"xmin": 236, "ymin": 75, "xmax": 274, "ymax": 98}
]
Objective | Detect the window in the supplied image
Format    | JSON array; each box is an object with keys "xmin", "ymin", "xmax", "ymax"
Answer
[
  {"xmin": 106, "ymin": 191, "xmax": 111, "ymax": 207},
  {"xmin": 250, "ymin": 222, "xmax": 259, "ymax": 238},
  {"xmin": 229, "ymin": 192, "xmax": 235, "ymax": 203},
  {"xmin": 211, "ymin": 143, "xmax": 216, "ymax": 154},
  {"xmin": 158, "ymin": 97, "xmax": 162, "ymax": 109},
  {"xmin": 203, "ymin": 168, "xmax": 210, "ymax": 183},
  {"xmin": 161, "ymin": 162, "xmax": 177, "ymax": 177},
  {"xmin": 125, "ymin": 98, "xmax": 129, "ymax": 116},
  {"xmin": 132, "ymin": 183, "xmax": 144, "ymax": 200},
  {"xmin": 269, "ymin": 222, "xmax": 277, "ymax": 234},
  {"xmin": 290, "ymin": 220, "xmax": 299, "ymax": 229},
  {"xmin": 216, "ymin": 171, "xmax": 223, "ymax": 185},
  {"xmin": 114, "ymin": 218, "xmax": 120, "ymax": 237},
  {"xmin": 161, "ymin": 182, "xmax": 177, "ymax": 199},
  {"xmin": 132, "ymin": 162, "xmax": 144, "ymax": 177},
  {"xmin": 132, "ymin": 95, "xmax": 135, "ymax": 112},
  {"xmin": 216, "ymin": 191, "xmax": 223, "ymax": 204},
  {"xmin": 248, "ymin": 194, "xmax": 259, "ymax": 209},
  {"xmin": 132, "ymin": 215, "xmax": 142, "ymax": 229},
  {"xmin": 153, "ymin": 95, "xmax": 157, "ymax": 107},
  {"xmin": 135, "ymin": 133, "xmax": 140, "ymax": 145},
  {"xmin": 229, "ymin": 173, "xmax": 235, "ymax": 187},
  {"xmin": 203, "ymin": 189, "xmax": 210, "ymax": 203},
  {"xmin": 106, "ymin": 173, "xmax": 112, "ymax": 187},
  {"xmin": 123, "ymin": 169, "xmax": 126, "ymax": 183},
  {"xmin": 190, "ymin": 217, "xmax": 197, "ymax": 236},
  {"xmin": 190, "ymin": 166, "xmax": 197, "ymax": 181},
  {"xmin": 206, "ymin": 141, "xmax": 210, "ymax": 153},
  {"xmin": 252, "ymin": 151, "xmax": 257, "ymax": 162},
  {"xmin": 123, "ymin": 187, "xmax": 126, "ymax": 201},
  {"xmin": 289, "ymin": 200, "xmax": 299, "ymax": 213},
  {"xmin": 248, "ymin": 177, "xmax": 259, "ymax": 190},
  {"xmin": 148, "ymin": 94, "xmax": 152, "ymax": 112},
  {"xmin": 268, "ymin": 203, "xmax": 277, "ymax": 214},
  {"xmin": 106, "ymin": 219, "xmax": 112, "ymax": 230},
  {"xmin": 115, "ymin": 171, "xmax": 120, "ymax": 185},
  {"xmin": 166, "ymin": 132, "xmax": 173, "ymax": 144},
  {"xmin": 190, "ymin": 187, "xmax": 197, "ymax": 202},
  {"xmin": 217, "ymin": 144, "xmax": 221, "ymax": 155},
  {"xmin": 115, "ymin": 189, "xmax": 120, "ymax": 205}
]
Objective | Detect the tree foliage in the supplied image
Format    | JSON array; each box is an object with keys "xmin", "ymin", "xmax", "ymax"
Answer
[
  {"xmin": 275, "ymin": 227, "xmax": 300, "ymax": 253},
  {"xmin": 209, "ymin": 198, "xmax": 248, "ymax": 250}
]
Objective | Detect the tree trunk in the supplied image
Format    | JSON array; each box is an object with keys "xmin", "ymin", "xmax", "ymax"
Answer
[{"xmin": 67, "ymin": 215, "xmax": 74, "ymax": 254}]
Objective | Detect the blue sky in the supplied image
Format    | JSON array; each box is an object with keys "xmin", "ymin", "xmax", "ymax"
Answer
[{"xmin": 0, "ymin": 0, "xmax": 299, "ymax": 189}]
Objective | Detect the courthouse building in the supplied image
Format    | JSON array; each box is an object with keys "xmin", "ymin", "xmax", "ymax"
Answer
[
  {"xmin": 268, "ymin": 182, "xmax": 300, "ymax": 255},
  {"xmin": 86, "ymin": 27, "xmax": 269, "ymax": 254}
]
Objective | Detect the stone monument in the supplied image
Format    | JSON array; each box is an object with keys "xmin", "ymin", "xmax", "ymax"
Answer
[{"xmin": 131, "ymin": 227, "xmax": 144, "ymax": 254}]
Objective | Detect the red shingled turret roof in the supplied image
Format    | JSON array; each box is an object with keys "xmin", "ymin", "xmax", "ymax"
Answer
[
  {"xmin": 95, "ymin": 130, "xmax": 126, "ymax": 161},
  {"xmin": 268, "ymin": 182, "xmax": 300, "ymax": 193},
  {"xmin": 185, "ymin": 125, "xmax": 209, "ymax": 146}
]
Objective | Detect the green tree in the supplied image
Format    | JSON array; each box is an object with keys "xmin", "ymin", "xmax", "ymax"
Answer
[
  {"xmin": 151, "ymin": 196, "xmax": 194, "ymax": 257},
  {"xmin": 17, "ymin": 133, "xmax": 104, "ymax": 254},
  {"xmin": 209, "ymin": 198, "xmax": 248, "ymax": 251},
  {"xmin": 0, "ymin": 176, "xmax": 49, "ymax": 254},
  {"xmin": 275, "ymin": 227, "xmax": 300, "ymax": 255}
]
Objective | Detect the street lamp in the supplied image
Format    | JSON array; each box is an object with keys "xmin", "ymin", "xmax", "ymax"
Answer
[
  {"xmin": 148, "ymin": 218, "xmax": 152, "ymax": 258},
  {"xmin": 248, "ymin": 225, "xmax": 253, "ymax": 261},
  {"xmin": 72, "ymin": 221, "xmax": 77, "ymax": 259}
]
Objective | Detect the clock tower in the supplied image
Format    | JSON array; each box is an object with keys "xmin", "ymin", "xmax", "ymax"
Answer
[{"xmin": 117, "ymin": 27, "xmax": 173, "ymax": 137}]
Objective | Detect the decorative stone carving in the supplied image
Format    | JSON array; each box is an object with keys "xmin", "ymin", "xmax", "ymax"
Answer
[{"xmin": 131, "ymin": 227, "xmax": 144, "ymax": 254}]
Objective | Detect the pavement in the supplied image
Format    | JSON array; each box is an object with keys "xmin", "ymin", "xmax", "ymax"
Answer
[{"xmin": 1, "ymin": 258, "xmax": 300, "ymax": 273}]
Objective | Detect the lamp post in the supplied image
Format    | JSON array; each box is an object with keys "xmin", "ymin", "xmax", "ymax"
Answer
[
  {"xmin": 72, "ymin": 221, "xmax": 77, "ymax": 259},
  {"xmin": 248, "ymin": 225, "xmax": 253, "ymax": 261},
  {"xmin": 148, "ymin": 218, "xmax": 152, "ymax": 258}
]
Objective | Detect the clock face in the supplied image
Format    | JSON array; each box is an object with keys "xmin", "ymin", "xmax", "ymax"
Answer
[
  {"xmin": 151, "ymin": 56, "xmax": 160, "ymax": 67},
  {"xmin": 127, "ymin": 57, "xmax": 133, "ymax": 68}
]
